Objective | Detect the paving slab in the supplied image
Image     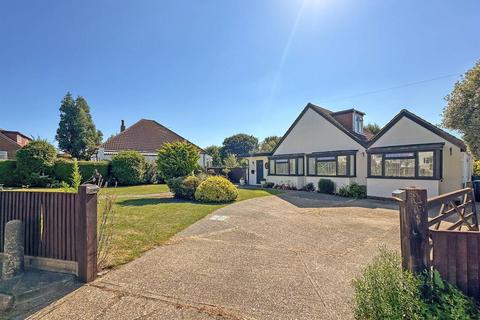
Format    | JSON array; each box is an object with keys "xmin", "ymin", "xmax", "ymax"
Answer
[{"xmin": 29, "ymin": 193, "xmax": 400, "ymax": 320}]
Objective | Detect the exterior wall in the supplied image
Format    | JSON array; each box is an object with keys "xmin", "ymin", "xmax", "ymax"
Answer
[
  {"xmin": 369, "ymin": 116, "xmax": 469, "ymax": 198},
  {"xmin": 2, "ymin": 133, "xmax": 30, "ymax": 147},
  {"xmin": 246, "ymin": 156, "xmax": 268, "ymax": 185},
  {"xmin": 306, "ymin": 176, "xmax": 353, "ymax": 191},
  {"xmin": 367, "ymin": 178, "xmax": 440, "ymax": 198},
  {"xmin": 268, "ymin": 175, "xmax": 306, "ymax": 189},
  {"xmin": 0, "ymin": 137, "xmax": 21, "ymax": 160},
  {"xmin": 274, "ymin": 108, "xmax": 366, "ymax": 155}
]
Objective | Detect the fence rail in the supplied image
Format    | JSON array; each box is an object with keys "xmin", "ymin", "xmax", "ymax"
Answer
[{"xmin": 0, "ymin": 185, "xmax": 98, "ymax": 282}]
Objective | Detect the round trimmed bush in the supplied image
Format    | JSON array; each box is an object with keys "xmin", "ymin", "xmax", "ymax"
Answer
[
  {"xmin": 167, "ymin": 175, "xmax": 204, "ymax": 199},
  {"xmin": 194, "ymin": 176, "xmax": 238, "ymax": 203},
  {"xmin": 111, "ymin": 151, "xmax": 145, "ymax": 185},
  {"xmin": 318, "ymin": 179, "xmax": 335, "ymax": 194},
  {"xmin": 16, "ymin": 139, "xmax": 57, "ymax": 186}
]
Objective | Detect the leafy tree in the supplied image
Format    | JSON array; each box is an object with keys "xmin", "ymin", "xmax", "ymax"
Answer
[
  {"xmin": 16, "ymin": 139, "xmax": 57, "ymax": 186},
  {"xmin": 204, "ymin": 145, "xmax": 222, "ymax": 166},
  {"xmin": 157, "ymin": 141, "xmax": 200, "ymax": 180},
  {"xmin": 442, "ymin": 61, "xmax": 480, "ymax": 158},
  {"xmin": 221, "ymin": 133, "xmax": 258, "ymax": 158},
  {"xmin": 56, "ymin": 92, "xmax": 103, "ymax": 160},
  {"xmin": 259, "ymin": 136, "xmax": 281, "ymax": 152},
  {"xmin": 223, "ymin": 154, "xmax": 238, "ymax": 168},
  {"xmin": 364, "ymin": 123, "xmax": 381, "ymax": 135}
]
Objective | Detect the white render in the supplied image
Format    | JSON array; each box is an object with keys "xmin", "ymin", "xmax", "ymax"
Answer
[
  {"xmin": 245, "ymin": 105, "xmax": 471, "ymax": 198},
  {"xmin": 368, "ymin": 116, "xmax": 471, "ymax": 198}
]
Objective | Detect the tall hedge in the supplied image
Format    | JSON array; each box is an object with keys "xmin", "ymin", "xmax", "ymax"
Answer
[
  {"xmin": 0, "ymin": 160, "xmax": 18, "ymax": 186},
  {"xmin": 111, "ymin": 151, "xmax": 145, "ymax": 185},
  {"xmin": 54, "ymin": 159, "xmax": 110, "ymax": 183}
]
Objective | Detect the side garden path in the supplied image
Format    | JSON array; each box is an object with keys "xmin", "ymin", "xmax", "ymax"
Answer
[{"xmin": 30, "ymin": 192, "xmax": 400, "ymax": 320}]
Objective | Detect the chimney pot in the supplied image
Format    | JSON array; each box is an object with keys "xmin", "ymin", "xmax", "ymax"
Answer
[{"xmin": 120, "ymin": 120, "xmax": 126, "ymax": 132}]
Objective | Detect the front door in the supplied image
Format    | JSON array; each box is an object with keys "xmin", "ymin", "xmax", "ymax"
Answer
[{"xmin": 256, "ymin": 160, "xmax": 264, "ymax": 184}]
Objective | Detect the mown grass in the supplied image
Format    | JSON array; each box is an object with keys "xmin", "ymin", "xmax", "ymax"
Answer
[{"xmin": 100, "ymin": 186, "xmax": 282, "ymax": 268}]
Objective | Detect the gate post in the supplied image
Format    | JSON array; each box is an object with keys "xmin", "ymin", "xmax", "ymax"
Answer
[
  {"xmin": 76, "ymin": 184, "xmax": 99, "ymax": 282},
  {"xmin": 395, "ymin": 187, "xmax": 429, "ymax": 274}
]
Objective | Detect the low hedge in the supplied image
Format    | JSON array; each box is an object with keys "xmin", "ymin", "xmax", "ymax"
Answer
[
  {"xmin": 0, "ymin": 160, "xmax": 18, "ymax": 186},
  {"xmin": 194, "ymin": 176, "xmax": 238, "ymax": 203},
  {"xmin": 167, "ymin": 175, "xmax": 204, "ymax": 200}
]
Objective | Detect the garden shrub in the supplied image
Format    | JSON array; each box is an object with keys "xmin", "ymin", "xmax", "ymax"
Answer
[
  {"xmin": 474, "ymin": 160, "xmax": 480, "ymax": 177},
  {"xmin": 262, "ymin": 182, "xmax": 274, "ymax": 188},
  {"xmin": 78, "ymin": 160, "xmax": 109, "ymax": 183},
  {"xmin": 0, "ymin": 160, "xmax": 18, "ymax": 186},
  {"xmin": 353, "ymin": 248, "xmax": 480, "ymax": 319},
  {"xmin": 167, "ymin": 175, "xmax": 204, "ymax": 199},
  {"xmin": 318, "ymin": 179, "xmax": 335, "ymax": 194},
  {"xmin": 353, "ymin": 248, "xmax": 427, "ymax": 320},
  {"xmin": 195, "ymin": 176, "xmax": 238, "ymax": 203},
  {"xmin": 111, "ymin": 151, "xmax": 145, "ymax": 185},
  {"xmin": 301, "ymin": 182, "xmax": 315, "ymax": 192},
  {"xmin": 144, "ymin": 161, "xmax": 158, "ymax": 184},
  {"xmin": 338, "ymin": 183, "xmax": 367, "ymax": 198},
  {"xmin": 157, "ymin": 141, "xmax": 200, "ymax": 181},
  {"xmin": 16, "ymin": 139, "xmax": 57, "ymax": 187}
]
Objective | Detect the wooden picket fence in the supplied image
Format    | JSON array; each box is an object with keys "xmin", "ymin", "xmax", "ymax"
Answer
[
  {"xmin": 0, "ymin": 185, "xmax": 98, "ymax": 282},
  {"xmin": 394, "ymin": 186, "xmax": 480, "ymax": 300}
]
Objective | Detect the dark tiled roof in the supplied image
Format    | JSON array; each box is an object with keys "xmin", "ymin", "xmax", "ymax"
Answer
[
  {"xmin": 368, "ymin": 109, "xmax": 467, "ymax": 151},
  {"xmin": 100, "ymin": 119, "xmax": 205, "ymax": 153},
  {"xmin": 0, "ymin": 130, "xmax": 32, "ymax": 142},
  {"xmin": 0, "ymin": 131, "xmax": 19, "ymax": 146}
]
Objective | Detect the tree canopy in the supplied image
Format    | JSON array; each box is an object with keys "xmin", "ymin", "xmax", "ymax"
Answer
[
  {"xmin": 204, "ymin": 145, "xmax": 222, "ymax": 166},
  {"xmin": 442, "ymin": 61, "xmax": 480, "ymax": 158},
  {"xmin": 259, "ymin": 136, "xmax": 281, "ymax": 152},
  {"xmin": 221, "ymin": 133, "xmax": 258, "ymax": 157},
  {"xmin": 364, "ymin": 123, "xmax": 381, "ymax": 135},
  {"xmin": 56, "ymin": 92, "xmax": 103, "ymax": 160}
]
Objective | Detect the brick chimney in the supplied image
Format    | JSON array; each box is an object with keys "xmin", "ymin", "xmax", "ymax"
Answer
[{"xmin": 120, "ymin": 120, "xmax": 126, "ymax": 132}]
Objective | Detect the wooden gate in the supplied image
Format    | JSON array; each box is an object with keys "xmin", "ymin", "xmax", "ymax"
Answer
[{"xmin": 394, "ymin": 187, "xmax": 480, "ymax": 299}]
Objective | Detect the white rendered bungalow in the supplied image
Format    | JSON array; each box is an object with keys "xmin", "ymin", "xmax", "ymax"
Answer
[
  {"xmin": 244, "ymin": 103, "xmax": 472, "ymax": 198},
  {"xmin": 366, "ymin": 109, "xmax": 472, "ymax": 198},
  {"xmin": 245, "ymin": 103, "xmax": 371, "ymax": 191}
]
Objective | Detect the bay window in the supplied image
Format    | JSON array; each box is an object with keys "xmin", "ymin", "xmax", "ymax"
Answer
[
  {"xmin": 368, "ymin": 145, "xmax": 442, "ymax": 179},
  {"xmin": 306, "ymin": 151, "xmax": 356, "ymax": 177},
  {"xmin": 269, "ymin": 155, "xmax": 304, "ymax": 176}
]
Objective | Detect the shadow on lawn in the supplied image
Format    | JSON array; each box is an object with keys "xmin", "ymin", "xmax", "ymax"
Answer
[{"xmin": 118, "ymin": 197, "xmax": 194, "ymax": 206}]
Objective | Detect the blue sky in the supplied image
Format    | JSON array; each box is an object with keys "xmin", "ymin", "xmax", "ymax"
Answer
[{"xmin": 1, "ymin": 0, "xmax": 479, "ymax": 148}]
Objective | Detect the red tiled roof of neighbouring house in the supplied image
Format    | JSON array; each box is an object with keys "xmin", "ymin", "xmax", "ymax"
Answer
[{"xmin": 99, "ymin": 119, "xmax": 205, "ymax": 154}]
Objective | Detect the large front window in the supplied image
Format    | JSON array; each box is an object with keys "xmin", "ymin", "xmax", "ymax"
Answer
[
  {"xmin": 269, "ymin": 155, "xmax": 304, "ymax": 176},
  {"xmin": 307, "ymin": 152, "xmax": 356, "ymax": 177},
  {"xmin": 368, "ymin": 148, "xmax": 441, "ymax": 179}
]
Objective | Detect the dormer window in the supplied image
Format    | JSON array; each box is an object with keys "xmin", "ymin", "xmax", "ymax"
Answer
[{"xmin": 354, "ymin": 113, "xmax": 363, "ymax": 134}]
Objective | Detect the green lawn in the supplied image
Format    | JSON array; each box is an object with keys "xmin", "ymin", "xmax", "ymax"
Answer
[
  {"xmin": 100, "ymin": 186, "xmax": 282, "ymax": 268},
  {"xmin": 3, "ymin": 184, "xmax": 170, "ymax": 195}
]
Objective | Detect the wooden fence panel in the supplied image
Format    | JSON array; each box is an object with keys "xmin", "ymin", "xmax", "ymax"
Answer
[
  {"xmin": 431, "ymin": 230, "xmax": 480, "ymax": 300},
  {"xmin": 0, "ymin": 191, "xmax": 78, "ymax": 261}
]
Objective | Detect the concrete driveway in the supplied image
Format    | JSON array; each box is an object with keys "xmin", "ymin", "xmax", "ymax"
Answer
[{"xmin": 30, "ymin": 192, "xmax": 400, "ymax": 320}]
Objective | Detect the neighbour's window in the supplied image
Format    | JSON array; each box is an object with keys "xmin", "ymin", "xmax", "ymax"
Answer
[
  {"xmin": 385, "ymin": 158, "xmax": 415, "ymax": 177},
  {"xmin": 275, "ymin": 159, "xmax": 288, "ymax": 175},
  {"xmin": 317, "ymin": 158, "xmax": 336, "ymax": 176},
  {"xmin": 370, "ymin": 154, "xmax": 382, "ymax": 176},
  {"xmin": 350, "ymin": 155, "xmax": 355, "ymax": 176},
  {"xmin": 297, "ymin": 157, "xmax": 304, "ymax": 175},
  {"xmin": 289, "ymin": 158, "xmax": 296, "ymax": 175},
  {"xmin": 418, "ymin": 151, "xmax": 434, "ymax": 177}
]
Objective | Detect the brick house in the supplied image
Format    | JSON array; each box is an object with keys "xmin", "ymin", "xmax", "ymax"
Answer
[{"xmin": 0, "ymin": 129, "xmax": 32, "ymax": 160}]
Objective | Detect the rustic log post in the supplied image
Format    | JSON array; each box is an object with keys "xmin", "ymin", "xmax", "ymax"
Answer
[
  {"xmin": 397, "ymin": 187, "xmax": 430, "ymax": 274},
  {"xmin": 76, "ymin": 184, "xmax": 99, "ymax": 282}
]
